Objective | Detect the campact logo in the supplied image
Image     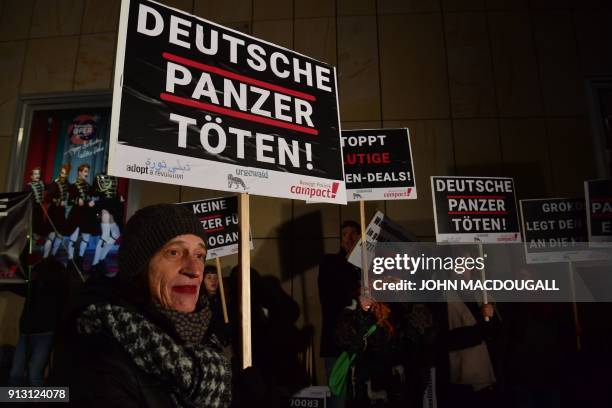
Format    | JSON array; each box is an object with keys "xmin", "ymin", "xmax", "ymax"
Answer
[
  {"xmin": 384, "ymin": 187, "xmax": 413, "ymax": 199},
  {"xmin": 290, "ymin": 182, "xmax": 339, "ymax": 199}
]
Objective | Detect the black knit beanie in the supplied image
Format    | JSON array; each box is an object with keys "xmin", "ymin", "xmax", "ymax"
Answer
[{"xmin": 118, "ymin": 204, "xmax": 207, "ymax": 283}]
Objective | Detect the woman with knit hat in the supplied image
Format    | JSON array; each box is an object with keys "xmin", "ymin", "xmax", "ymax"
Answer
[{"xmin": 52, "ymin": 203, "xmax": 232, "ymax": 407}]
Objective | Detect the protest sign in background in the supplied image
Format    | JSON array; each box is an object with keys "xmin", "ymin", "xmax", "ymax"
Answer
[
  {"xmin": 348, "ymin": 210, "xmax": 416, "ymax": 269},
  {"xmin": 431, "ymin": 176, "xmax": 521, "ymax": 243},
  {"xmin": 109, "ymin": 0, "xmax": 346, "ymax": 203},
  {"xmin": 0, "ymin": 192, "xmax": 31, "ymax": 282},
  {"xmin": 341, "ymin": 128, "xmax": 416, "ymax": 201},
  {"xmin": 519, "ymin": 198, "xmax": 603, "ymax": 263},
  {"xmin": 178, "ymin": 196, "xmax": 253, "ymax": 259},
  {"xmin": 585, "ymin": 179, "xmax": 612, "ymax": 245}
]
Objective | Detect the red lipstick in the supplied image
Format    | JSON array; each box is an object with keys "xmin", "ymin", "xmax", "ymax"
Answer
[{"xmin": 172, "ymin": 285, "xmax": 197, "ymax": 294}]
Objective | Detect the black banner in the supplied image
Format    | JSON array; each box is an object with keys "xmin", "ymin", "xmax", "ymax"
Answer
[
  {"xmin": 341, "ymin": 128, "xmax": 416, "ymax": 201},
  {"xmin": 585, "ymin": 179, "xmax": 612, "ymax": 243},
  {"xmin": 431, "ymin": 176, "xmax": 521, "ymax": 243},
  {"xmin": 519, "ymin": 198, "xmax": 591, "ymax": 262},
  {"xmin": 110, "ymin": 0, "xmax": 345, "ymax": 203},
  {"xmin": 0, "ymin": 192, "xmax": 31, "ymax": 280}
]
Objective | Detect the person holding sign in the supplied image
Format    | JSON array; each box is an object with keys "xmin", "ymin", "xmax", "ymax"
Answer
[
  {"xmin": 52, "ymin": 204, "xmax": 231, "ymax": 407},
  {"xmin": 318, "ymin": 221, "xmax": 361, "ymax": 408}
]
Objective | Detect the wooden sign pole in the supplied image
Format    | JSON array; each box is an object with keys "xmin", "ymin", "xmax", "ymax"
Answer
[
  {"xmin": 239, "ymin": 193, "xmax": 252, "ymax": 368},
  {"xmin": 476, "ymin": 241, "xmax": 490, "ymax": 322},
  {"xmin": 568, "ymin": 260, "xmax": 582, "ymax": 351},
  {"xmin": 359, "ymin": 200, "xmax": 369, "ymax": 296},
  {"xmin": 215, "ymin": 257, "xmax": 229, "ymax": 324}
]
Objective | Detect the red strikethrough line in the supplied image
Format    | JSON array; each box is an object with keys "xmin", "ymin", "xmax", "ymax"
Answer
[
  {"xmin": 200, "ymin": 214, "xmax": 221, "ymax": 220},
  {"xmin": 446, "ymin": 195, "xmax": 506, "ymax": 199},
  {"xmin": 162, "ymin": 52, "xmax": 316, "ymax": 102},
  {"xmin": 447, "ymin": 211, "xmax": 508, "ymax": 215},
  {"xmin": 206, "ymin": 227, "xmax": 225, "ymax": 233},
  {"xmin": 160, "ymin": 93, "xmax": 319, "ymax": 136}
]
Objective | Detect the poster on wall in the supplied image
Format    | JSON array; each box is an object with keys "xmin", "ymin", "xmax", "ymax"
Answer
[
  {"xmin": 431, "ymin": 176, "xmax": 521, "ymax": 243},
  {"xmin": 22, "ymin": 109, "xmax": 128, "ymax": 276},
  {"xmin": 0, "ymin": 192, "xmax": 31, "ymax": 282},
  {"xmin": 108, "ymin": 0, "xmax": 346, "ymax": 204},
  {"xmin": 342, "ymin": 128, "xmax": 417, "ymax": 201},
  {"xmin": 178, "ymin": 196, "xmax": 253, "ymax": 259},
  {"xmin": 585, "ymin": 179, "xmax": 612, "ymax": 245}
]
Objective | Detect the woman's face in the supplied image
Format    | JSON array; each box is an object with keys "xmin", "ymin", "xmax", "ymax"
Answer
[
  {"xmin": 204, "ymin": 273, "xmax": 219, "ymax": 294},
  {"xmin": 147, "ymin": 234, "xmax": 207, "ymax": 313}
]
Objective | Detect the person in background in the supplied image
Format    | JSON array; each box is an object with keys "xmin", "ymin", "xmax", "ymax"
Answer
[
  {"xmin": 51, "ymin": 204, "xmax": 231, "ymax": 407},
  {"xmin": 7, "ymin": 258, "xmax": 65, "ymax": 386},
  {"xmin": 318, "ymin": 220, "xmax": 361, "ymax": 408},
  {"xmin": 203, "ymin": 264, "xmax": 232, "ymax": 346}
]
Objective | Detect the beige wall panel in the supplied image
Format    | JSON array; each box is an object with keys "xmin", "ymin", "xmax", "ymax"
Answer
[
  {"xmin": 442, "ymin": 0, "xmax": 485, "ymax": 11},
  {"xmin": 379, "ymin": 13, "xmax": 449, "ymax": 120},
  {"xmin": 547, "ymin": 118, "xmax": 595, "ymax": 197},
  {"xmin": 0, "ymin": 136, "xmax": 12, "ymax": 190},
  {"xmin": 254, "ymin": 0, "xmax": 293, "ymax": 21},
  {"xmin": 82, "ymin": 0, "xmax": 121, "ymax": 34},
  {"xmin": 29, "ymin": 0, "xmax": 84, "ymax": 38},
  {"xmin": 533, "ymin": 11, "xmax": 585, "ymax": 116},
  {"xmin": 134, "ymin": 180, "xmax": 181, "ymax": 208},
  {"xmin": 250, "ymin": 238, "xmax": 283, "ymax": 280},
  {"xmin": 293, "ymin": 201, "xmax": 341, "ymax": 239},
  {"xmin": 0, "ymin": 292, "xmax": 24, "ymax": 345},
  {"xmin": 341, "ymin": 121, "xmax": 382, "ymax": 130},
  {"xmin": 529, "ymin": 0, "xmax": 570, "ymax": 8},
  {"xmin": 295, "ymin": 0, "xmax": 335, "ymax": 18},
  {"xmin": 337, "ymin": 16, "xmax": 380, "ymax": 121},
  {"xmin": 445, "ymin": 12, "xmax": 497, "ymax": 118},
  {"xmin": 571, "ymin": 0, "xmax": 608, "ymax": 8},
  {"xmin": 338, "ymin": 0, "xmax": 376, "ymax": 16},
  {"xmin": 377, "ymin": 0, "xmax": 441, "ymax": 14},
  {"xmin": 0, "ymin": 0, "xmax": 34, "ymax": 41},
  {"xmin": 453, "ymin": 118, "xmax": 503, "ymax": 176},
  {"xmin": 500, "ymin": 118, "xmax": 553, "ymax": 198},
  {"xmin": 384, "ymin": 120, "xmax": 454, "ymax": 237},
  {"xmin": 488, "ymin": 11, "xmax": 543, "ymax": 117},
  {"xmin": 574, "ymin": 11, "xmax": 612, "ymax": 76},
  {"xmin": 250, "ymin": 196, "xmax": 292, "ymax": 238},
  {"xmin": 0, "ymin": 41, "xmax": 26, "ymax": 136},
  {"xmin": 252, "ymin": 19, "xmax": 293, "ymax": 49},
  {"xmin": 294, "ymin": 17, "xmax": 336, "ymax": 66},
  {"xmin": 74, "ymin": 33, "xmax": 116, "ymax": 91},
  {"xmin": 194, "ymin": 0, "xmax": 252, "ymax": 23},
  {"xmin": 21, "ymin": 36, "xmax": 80, "ymax": 93},
  {"xmin": 486, "ymin": 0, "xmax": 528, "ymax": 9}
]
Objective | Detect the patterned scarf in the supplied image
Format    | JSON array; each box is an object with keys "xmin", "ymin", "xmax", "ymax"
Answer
[
  {"xmin": 77, "ymin": 303, "xmax": 231, "ymax": 408},
  {"xmin": 153, "ymin": 301, "xmax": 212, "ymax": 345}
]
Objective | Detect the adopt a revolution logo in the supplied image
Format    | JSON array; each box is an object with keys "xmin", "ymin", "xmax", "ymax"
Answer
[{"xmin": 290, "ymin": 180, "xmax": 340, "ymax": 199}]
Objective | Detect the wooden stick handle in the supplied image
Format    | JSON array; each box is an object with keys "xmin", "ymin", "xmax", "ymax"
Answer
[
  {"xmin": 568, "ymin": 261, "xmax": 582, "ymax": 351},
  {"xmin": 239, "ymin": 193, "xmax": 252, "ymax": 368},
  {"xmin": 477, "ymin": 242, "xmax": 490, "ymax": 322},
  {"xmin": 215, "ymin": 257, "xmax": 229, "ymax": 324},
  {"xmin": 359, "ymin": 200, "xmax": 369, "ymax": 296}
]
